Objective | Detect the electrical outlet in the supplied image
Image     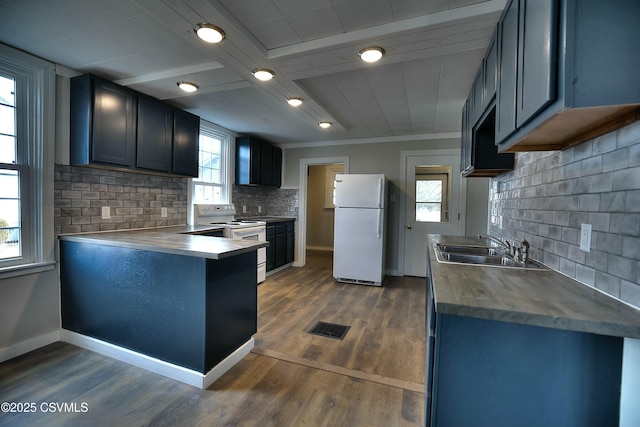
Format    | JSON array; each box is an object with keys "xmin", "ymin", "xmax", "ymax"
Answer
[
  {"xmin": 258, "ymin": 206, "xmax": 262, "ymax": 213},
  {"xmin": 101, "ymin": 206, "xmax": 110, "ymax": 220},
  {"xmin": 242, "ymin": 205, "xmax": 247, "ymax": 214},
  {"xmin": 161, "ymin": 207, "xmax": 168, "ymax": 218},
  {"xmin": 580, "ymin": 223, "xmax": 592, "ymax": 252}
]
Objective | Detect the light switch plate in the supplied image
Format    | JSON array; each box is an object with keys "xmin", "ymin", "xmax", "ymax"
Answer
[
  {"xmin": 101, "ymin": 206, "xmax": 110, "ymax": 220},
  {"xmin": 580, "ymin": 223, "xmax": 592, "ymax": 252},
  {"xmin": 161, "ymin": 207, "xmax": 168, "ymax": 218}
]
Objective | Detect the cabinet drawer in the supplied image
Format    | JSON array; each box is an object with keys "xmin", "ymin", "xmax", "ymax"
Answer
[
  {"xmin": 275, "ymin": 224, "xmax": 286, "ymax": 234},
  {"xmin": 267, "ymin": 225, "xmax": 276, "ymax": 237}
]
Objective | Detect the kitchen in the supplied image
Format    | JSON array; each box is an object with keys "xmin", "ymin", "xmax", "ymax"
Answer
[{"xmin": 1, "ymin": 0, "xmax": 640, "ymax": 426}]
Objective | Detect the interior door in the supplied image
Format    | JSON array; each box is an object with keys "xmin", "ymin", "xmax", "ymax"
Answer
[{"xmin": 404, "ymin": 154, "xmax": 464, "ymax": 277}]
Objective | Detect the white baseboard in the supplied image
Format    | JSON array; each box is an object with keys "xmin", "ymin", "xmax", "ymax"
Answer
[
  {"xmin": 0, "ymin": 330, "xmax": 60, "ymax": 364},
  {"xmin": 60, "ymin": 329, "xmax": 253, "ymax": 389}
]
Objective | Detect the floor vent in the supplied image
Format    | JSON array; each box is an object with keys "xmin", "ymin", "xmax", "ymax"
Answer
[{"xmin": 308, "ymin": 321, "xmax": 350, "ymax": 340}]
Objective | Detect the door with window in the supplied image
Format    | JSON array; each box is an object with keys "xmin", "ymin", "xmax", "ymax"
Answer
[{"xmin": 404, "ymin": 154, "xmax": 464, "ymax": 277}]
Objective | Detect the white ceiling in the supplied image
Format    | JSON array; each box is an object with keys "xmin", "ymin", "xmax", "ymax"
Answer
[{"xmin": 0, "ymin": 0, "xmax": 506, "ymax": 145}]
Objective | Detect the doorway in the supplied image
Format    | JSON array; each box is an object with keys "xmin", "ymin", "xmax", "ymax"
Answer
[
  {"xmin": 297, "ymin": 157, "xmax": 349, "ymax": 267},
  {"xmin": 400, "ymin": 150, "xmax": 466, "ymax": 277},
  {"xmin": 306, "ymin": 164, "xmax": 344, "ymax": 252}
]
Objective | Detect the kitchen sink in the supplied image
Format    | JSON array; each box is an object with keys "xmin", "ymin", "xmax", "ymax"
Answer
[
  {"xmin": 434, "ymin": 243, "xmax": 547, "ymax": 270},
  {"xmin": 436, "ymin": 244, "xmax": 503, "ymax": 256}
]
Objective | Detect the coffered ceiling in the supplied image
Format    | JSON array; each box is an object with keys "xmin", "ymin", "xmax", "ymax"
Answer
[{"xmin": 0, "ymin": 0, "xmax": 506, "ymax": 145}]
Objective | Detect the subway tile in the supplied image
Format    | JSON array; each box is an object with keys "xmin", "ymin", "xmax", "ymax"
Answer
[
  {"xmin": 612, "ymin": 166, "xmax": 640, "ymax": 191},
  {"xmin": 617, "ymin": 120, "xmax": 640, "ymax": 147},
  {"xmin": 573, "ymin": 140, "xmax": 593, "ymax": 161},
  {"xmin": 622, "ymin": 236, "xmax": 640, "ymax": 260},
  {"xmin": 585, "ymin": 250, "xmax": 609, "ymax": 272},
  {"xmin": 561, "ymin": 227, "xmax": 579, "ymax": 245},
  {"xmin": 559, "ymin": 257, "xmax": 577, "ymax": 277},
  {"xmin": 603, "ymin": 148, "xmax": 629, "ymax": 172},
  {"xmin": 596, "ymin": 232, "xmax": 623, "ymax": 255},
  {"xmin": 587, "ymin": 212, "xmax": 610, "ymax": 232},
  {"xmin": 595, "ymin": 271, "xmax": 621, "ymax": 298},
  {"xmin": 627, "ymin": 190, "xmax": 640, "ymax": 212},
  {"xmin": 601, "ymin": 191, "xmax": 626, "ymax": 212},
  {"xmin": 579, "ymin": 194, "xmax": 600, "ymax": 211},
  {"xmin": 621, "ymin": 280, "xmax": 640, "ymax": 308},
  {"xmin": 567, "ymin": 244, "xmax": 586, "ymax": 264},
  {"xmin": 575, "ymin": 264, "xmax": 596, "ymax": 287},
  {"xmin": 607, "ymin": 254, "xmax": 638, "ymax": 282},
  {"xmin": 593, "ymin": 132, "xmax": 618, "ymax": 155},
  {"xmin": 610, "ymin": 213, "xmax": 640, "ymax": 236}
]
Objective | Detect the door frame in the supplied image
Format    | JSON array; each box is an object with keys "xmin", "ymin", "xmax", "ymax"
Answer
[
  {"xmin": 296, "ymin": 156, "xmax": 350, "ymax": 267},
  {"xmin": 398, "ymin": 149, "xmax": 467, "ymax": 276}
]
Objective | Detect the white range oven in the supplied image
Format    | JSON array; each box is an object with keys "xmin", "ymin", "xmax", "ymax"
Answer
[{"xmin": 195, "ymin": 204, "xmax": 267, "ymax": 283}]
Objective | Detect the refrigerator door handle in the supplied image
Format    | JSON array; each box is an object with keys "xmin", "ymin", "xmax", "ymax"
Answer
[
  {"xmin": 377, "ymin": 209, "xmax": 382, "ymax": 239},
  {"xmin": 377, "ymin": 178, "xmax": 383, "ymax": 208}
]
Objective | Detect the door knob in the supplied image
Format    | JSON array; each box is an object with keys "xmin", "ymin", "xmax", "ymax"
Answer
[{"xmin": 407, "ymin": 225, "xmax": 412, "ymax": 229}]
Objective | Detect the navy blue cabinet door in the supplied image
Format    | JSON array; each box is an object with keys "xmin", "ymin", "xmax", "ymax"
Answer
[
  {"xmin": 172, "ymin": 109, "xmax": 200, "ymax": 177},
  {"xmin": 496, "ymin": 0, "xmax": 519, "ymax": 143},
  {"xmin": 516, "ymin": 0, "xmax": 558, "ymax": 127},
  {"xmin": 136, "ymin": 95, "xmax": 172, "ymax": 172},
  {"xmin": 91, "ymin": 77, "xmax": 136, "ymax": 167}
]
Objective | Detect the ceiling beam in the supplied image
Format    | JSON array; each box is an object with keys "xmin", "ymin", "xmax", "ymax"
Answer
[
  {"xmin": 267, "ymin": 0, "xmax": 508, "ymax": 60},
  {"xmin": 114, "ymin": 61, "xmax": 225, "ymax": 86}
]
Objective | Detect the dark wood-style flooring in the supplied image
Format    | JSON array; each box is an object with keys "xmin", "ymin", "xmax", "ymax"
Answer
[{"xmin": 0, "ymin": 250, "xmax": 426, "ymax": 427}]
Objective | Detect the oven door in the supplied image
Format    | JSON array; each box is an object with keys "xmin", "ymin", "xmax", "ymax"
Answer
[{"xmin": 229, "ymin": 225, "xmax": 266, "ymax": 283}]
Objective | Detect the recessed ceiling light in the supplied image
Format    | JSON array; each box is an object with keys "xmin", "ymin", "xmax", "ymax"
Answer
[
  {"xmin": 359, "ymin": 46, "xmax": 385, "ymax": 63},
  {"xmin": 318, "ymin": 122, "xmax": 332, "ymax": 128},
  {"xmin": 252, "ymin": 68, "xmax": 275, "ymax": 81},
  {"xmin": 287, "ymin": 97, "xmax": 303, "ymax": 107},
  {"xmin": 177, "ymin": 81, "xmax": 199, "ymax": 93},
  {"xmin": 194, "ymin": 23, "xmax": 225, "ymax": 43}
]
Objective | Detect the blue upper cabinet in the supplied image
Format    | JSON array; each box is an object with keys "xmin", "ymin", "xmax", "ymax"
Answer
[
  {"xmin": 493, "ymin": 0, "xmax": 640, "ymax": 152},
  {"xmin": 515, "ymin": 0, "xmax": 558, "ymax": 128},
  {"xmin": 496, "ymin": 0, "xmax": 558, "ymax": 143},
  {"xmin": 71, "ymin": 74, "xmax": 200, "ymax": 178},
  {"xmin": 136, "ymin": 95, "xmax": 173, "ymax": 173},
  {"xmin": 235, "ymin": 136, "xmax": 282, "ymax": 188},
  {"xmin": 71, "ymin": 74, "xmax": 136, "ymax": 168},
  {"xmin": 172, "ymin": 109, "xmax": 200, "ymax": 177}
]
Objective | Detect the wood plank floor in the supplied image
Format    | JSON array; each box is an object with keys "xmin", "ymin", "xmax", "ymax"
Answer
[{"xmin": 0, "ymin": 251, "xmax": 426, "ymax": 427}]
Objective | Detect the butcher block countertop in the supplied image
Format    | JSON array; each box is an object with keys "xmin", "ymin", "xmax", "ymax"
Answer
[
  {"xmin": 428, "ymin": 234, "xmax": 640, "ymax": 339},
  {"xmin": 58, "ymin": 225, "xmax": 268, "ymax": 260}
]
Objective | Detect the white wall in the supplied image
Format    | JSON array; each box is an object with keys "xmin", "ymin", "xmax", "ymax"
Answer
[
  {"xmin": 283, "ymin": 137, "xmax": 490, "ymax": 274},
  {"xmin": 465, "ymin": 178, "xmax": 490, "ymax": 236}
]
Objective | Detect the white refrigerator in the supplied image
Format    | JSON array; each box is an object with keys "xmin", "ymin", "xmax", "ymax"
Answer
[{"xmin": 333, "ymin": 173, "xmax": 387, "ymax": 286}]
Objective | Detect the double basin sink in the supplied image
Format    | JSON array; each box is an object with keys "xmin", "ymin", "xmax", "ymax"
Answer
[{"xmin": 434, "ymin": 243, "xmax": 547, "ymax": 270}]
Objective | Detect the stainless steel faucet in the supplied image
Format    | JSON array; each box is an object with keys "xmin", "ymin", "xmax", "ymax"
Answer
[{"xmin": 520, "ymin": 240, "xmax": 530, "ymax": 263}]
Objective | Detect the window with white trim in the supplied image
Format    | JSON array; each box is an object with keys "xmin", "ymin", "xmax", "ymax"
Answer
[
  {"xmin": 0, "ymin": 44, "xmax": 55, "ymax": 276},
  {"xmin": 192, "ymin": 121, "xmax": 232, "ymax": 204},
  {"xmin": 415, "ymin": 166, "xmax": 451, "ymax": 223}
]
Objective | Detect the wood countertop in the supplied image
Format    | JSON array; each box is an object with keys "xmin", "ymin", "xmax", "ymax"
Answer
[
  {"xmin": 58, "ymin": 225, "xmax": 268, "ymax": 260},
  {"xmin": 428, "ymin": 234, "xmax": 640, "ymax": 339}
]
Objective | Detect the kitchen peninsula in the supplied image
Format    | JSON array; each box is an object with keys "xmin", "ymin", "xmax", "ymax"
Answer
[{"xmin": 58, "ymin": 226, "xmax": 268, "ymax": 389}]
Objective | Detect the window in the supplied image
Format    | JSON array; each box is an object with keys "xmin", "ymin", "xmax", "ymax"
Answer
[
  {"xmin": 415, "ymin": 166, "xmax": 451, "ymax": 223},
  {"xmin": 324, "ymin": 164, "xmax": 344, "ymax": 208},
  {"xmin": 0, "ymin": 44, "xmax": 55, "ymax": 277},
  {"xmin": 0, "ymin": 75, "xmax": 21, "ymax": 260},
  {"xmin": 191, "ymin": 121, "xmax": 231, "ymax": 204}
]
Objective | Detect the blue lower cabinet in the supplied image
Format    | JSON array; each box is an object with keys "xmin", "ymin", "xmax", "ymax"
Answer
[{"xmin": 429, "ymin": 313, "xmax": 623, "ymax": 427}]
